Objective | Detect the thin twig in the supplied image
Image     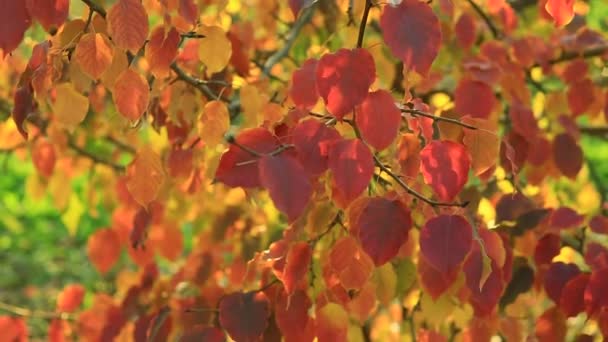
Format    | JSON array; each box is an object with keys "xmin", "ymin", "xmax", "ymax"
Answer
[
  {"xmin": 465, "ymin": 0, "xmax": 501, "ymax": 39},
  {"xmin": 67, "ymin": 138, "xmax": 126, "ymax": 172},
  {"xmin": 402, "ymin": 109, "xmax": 477, "ymax": 130},
  {"xmin": 356, "ymin": 0, "xmax": 373, "ymax": 48},
  {"xmin": 0, "ymin": 301, "xmax": 75, "ymax": 321},
  {"xmin": 263, "ymin": 5, "xmax": 316, "ymax": 76},
  {"xmin": 308, "ymin": 212, "xmax": 343, "ymax": 246},
  {"xmin": 82, "ymin": 0, "xmax": 106, "ymax": 17},
  {"xmin": 170, "ymin": 62, "xmax": 224, "ymax": 101}
]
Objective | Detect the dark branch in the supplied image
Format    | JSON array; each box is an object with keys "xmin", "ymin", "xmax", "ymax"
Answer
[
  {"xmin": 402, "ymin": 108, "xmax": 478, "ymax": 130},
  {"xmin": 466, "ymin": 0, "xmax": 501, "ymax": 39},
  {"xmin": 356, "ymin": 0, "xmax": 373, "ymax": 48}
]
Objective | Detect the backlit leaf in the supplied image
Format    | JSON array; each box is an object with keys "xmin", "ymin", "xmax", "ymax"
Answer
[
  {"xmin": 419, "ymin": 214, "xmax": 473, "ymax": 276},
  {"xmin": 87, "ymin": 228, "xmax": 121, "ymax": 274},
  {"xmin": 275, "ymin": 289, "xmax": 314, "ymax": 342},
  {"xmin": 292, "ymin": 119, "xmax": 341, "ymax": 176},
  {"xmin": 327, "ymin": 139, "xmax": 374, "ymax": 208},
  {"xmin": 454, "ymin": 79, "xmax": 496, "ymax": 119},
  {"xmin": 0, "ymin": 0, "xmax": 31, "ymax": 57},
  {"xmin": 545, "ymin": 0, "xmax": 575, "ymax": 27},
  {"xmin": 52, "ymin": 83, "xmax": 90, "ymax": 129},
  {"xmin": 126, "ymin": 147, "xmax": 165, "ymax": 208},
  {"xmin": 74, "ymin": 33, "xmax": 114, "ymax": 80},
  {"xmin": 355, "ymin": 90, "xmax": 402, "ymax": 151},
  {"xmin": 199, "ymin": 100, "xmax": 230, "ymax": 148},
  {"xmin": 289, "ymin": 58, "xmax": 319, "ymax": 109},
  {"xmin": 462, "ymin": 116, "xmax": 500, "ymax": 176},
  {"xmin": 316, "ymin": 48, "xmax": 376, "ymax": 119},
  {"xmin": 535, "ymin": 306, "xmax": 566, "ymax": 342},
  {"xmin": 420, "ymin": 140, "xmax": 471, "ymax": 201},
  {"xmin": 380, "ymin": 0, "xmax": 441, "ymax": 75},
  {"xmin": 315, "ymin": 303, "xmax": 348, "ymax": 342},
  {"xmin": 107, "ymin": 0, "xmax": 149, "ymax": 53},
  {"xmin": 57, "ymin": 284, "xmax": 85, "ymax": 313},
  {"xmin": 113, "ymin": 68, "xmax": 150, "ymax": 121},
  {"xmin": 198, "ymin": 25, "xmax": 232, "ymax": 74},
  {"xmin": 146, "ymin": 26, "xmax": 180, "ymax": 79}
]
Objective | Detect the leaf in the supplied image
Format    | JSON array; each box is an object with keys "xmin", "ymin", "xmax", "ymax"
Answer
[
  {"xmin": 328, "ymin": 139, "xmax": 375, "ymax": 208},
  {"xmin": 259, "ymin": 155, "xmax": 312, "ymax": 222},
  {"xmin": 199, "ymin": 100, "xmax": 230, "ymax": 148},
  {"xmin": 379, "ymin": 0, "xmax": 441, "ymax": 75},
  {"xmin": 179, "ymin": 0, "xmax": 198, "ymax": 25},
  {"xmin": 544, "ymin": 262, "xmax": 580, "ymax": 304},
  {"xmin": 180, "ymin": 326, "xmax": 226, "ymax": 342},
  {"xmin": 534, "ymin": 233, "xmax": 561, "ymax": 267},
  {"xmin": 57, "ymin": 284, "xmax": 85, "ymax": 313},
  {"xmin": 567, "ymin": 78, "xmax": 595, "ymax": 116},
  {"xmin": 590, "ymin": 215, "xmax": 608, "ymax": 234},
  {"xmin": 549, "ymin": 207, "xmax": 584, "ymax": 230},
  {"xmin": 26, "ymin": 0, "xmax": 69, "ymax": 32},
  {"xmin": 87, "ymin": 228, "xmax": 121, "ymax": 274},
  {"xmin": 419, "ymin": 140, "xmax": 471, "ymax": 201},
  {"xmin": 149, "ymin": 222, "xmax": 183, "ymax": 261},
  {"xmin": 112, "ymin": 68, "xmax": 150, "ymax": 121},
  {"xmin": 289, "ymin": 58, "xmax": 319, "ymax": 109},
  {"xmin": 315, "ymin": 303, "xmax": 349, "ymax": 342},
  {"xmin": 374, "ymin": 263, "xmax": 397, "ymax": 306},
  {"xmin": 455, "ymin": 12, "xmax": 476, "ymax": 50},
  {"xmin": 146, "ymin": 26, "xmax": 180, "ymax": 78},
  {"xmin": 219, "ymin": 291, "xmax": 270, "ymax": 342},
  {"xmin": 559, "ymin": 273, "xmax": 589, "ymax": 317},
  {"xmin": 354, "ymin": 197, "xmax": 412, "ymax": 266},
  {"xmin": 198, "ymin": 25, "xmax": 232, "ymax": 74},
  {"xmin": 282, "ymin": 242, "xmax": 312, "ymax": 295},
  {"xmin": 535, "ymin": 306, "xmax": 566, "ymax": 342},
  {"xmin": 454, "ymin": 79, "xmax": 496, "ymax": 119},
  {"xmin": 316, "ymin": 48, "xmax": 376, "ymax": 119},
  {"xmin": 552, "ymin": 133, "xmax": 582, "ymax": 179},
  {"xmin": 545, "ymin": 0, "xmax": 575, "ymax": 27},
  {"xmin": 329, "ymin": 236, "xmax": 374, "ymax": 290},
  {"xmin": 292, "ymin": 119, "xmax": 341, "ymax": 176},
  {"xmin": 397, "ymin": 133, "xmax": 421, "ymax": 181},
  {"xmin": 101, "ymin": 45, "xmax": 129, "ymax": 90},
  {"xmin": 275, "ymin": 289, "xmax": 314, "ymax": 342},
  {"xmin": 107, "ymin": 0, "xmax": 149, "ymax": 54},
  {"xmin": 52, "ymin": 83, "xmax": 90, "ymax": 129},
  {"xmin": 461, "ymin": 116, "xmax": 500, "ymax": 176},
  {"xmin": 419, "ymin": 214, "xmax": 473, "ymax": 275},
  {"xmin": 126, "ymin": 147, "xmax": 165, "ymax": 208},
  {"xmin": 215, "ymin": 128, "xmax": 280, "ymax": 188},
  {"xmin": 74, "ymin": 33, "xmax": 114, "ymax": 80},
  {"xmin": 463, "ymin": 243, "xmax": 505, "ymax": 316},
  {"xmin": 0, "ymin": 316, "xmax": 28, "ymax": 342},
  {"xmin": 584, "ymin": 268, "xmax": 608, "ymax": 315},
  {"xmin": 418, "ymin": 254, "xmax": 457, "ymax": 300},
  {"xmin": 0, "ymin": 0, "xmax": 31, "ymax": 57},
  {"xmin": 499, "ymin": 257, "xmax": 534, "ymax": 309},
  {"xmin": 32, "ymin": 138, "xmax": 56, "ymax": 178},
  {"xmin": 12, "ymin": 84, "xmax": 36, "ymax": 139},
  {"xmin": 355, "ymin": 90, "xmax": 402, "ymax": 151}
]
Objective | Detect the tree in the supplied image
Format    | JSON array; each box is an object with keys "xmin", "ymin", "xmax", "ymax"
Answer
[{"xmin": 0, "ymin": 0, "xmax": 607, "ymax": 340}]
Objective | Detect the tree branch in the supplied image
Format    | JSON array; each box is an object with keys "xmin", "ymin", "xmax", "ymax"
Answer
[
  {"xmin": 465, "ymin": 0, "xmax": 501, "ymax": 39},
  {"xmin": 0, "ymin": 301, "xmax": 75, "ymax": 321},
  {"xmin": 262, "ymin": 5, "xmax": 315, "ymax": 76},
  {"xmin": 356, "ymin": 0, "xmax": 373, "ymax": 48},
  {"xmin": 402, "ymin": 108, "xmax": 478, "ymax": 130}
]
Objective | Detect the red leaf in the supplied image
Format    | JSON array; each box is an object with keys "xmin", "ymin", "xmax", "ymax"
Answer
[
  {"xmin": 379, "ymin": 0, "xmax": 441, "ymax": 75},
  {"xmin": 0, "ymin": 0, "xmax": 31, "ymax": 57},
  {"xmin": 562, "ymin": 59, "xmax": 588, "ymax": 85},
  {"xmin": 219, "ymin": 291, "xmax": 270, "ymax": 342},
  {"xmin": 179, "ymin": 0, "xmax": 198, "ymax": 25},
  {"xmin": 282, "ymin": 242, "xmax": 312, "ymax": 294},
  {"xmin": 0, "ymin": 316, "xmax": 28, "ymax": 342},
  {"xmin": 509, "ymin": 102, "xmax": 538, "ymax": 139},
  {"xmin": 560, "ymin": 273, "xmax": 589, "ymax": 317},
  {"xmin": 32, "ymin": 138, "xmax": 56, "ymax": 178},
  {"xmin": 292, "ymin": 119, "xmax": 341, "ymax": 176},
  {"xmin": 327, "ymin": 139, "xmax": 374, "ymax": 208},
  {"xmin": 275, "ymin": 289, "xmax": 314, "ymax": 342},
  {"xmin": 259, "ymin": 154, "xmax": 312, "ymax": 221},
  {"xmin": 552, "ymin": 133, "xmax": 583, "ymax": 179},
  {"xmin": 549, "ymin": 207, "xmax": 584, "ymax": 230},
  {"xmin": 355, "ymin": 90, "xmax": 402, "ymax": 151},
  {"xmin": 420, "ymin": 140, "xmax": 471, "ymax": 201},
  {"xmin": 57, "ymin": 284, "xmax": 85, "ymax": 313},
  {"xmin": 463, "ymin": 244, "xmax": 505, "ymax": 316},
  {"xmin": 567, "ymin": 78, "xmax": 595, "ymax": 116},
  {"xmin": 87, "ymin": 228, "xmax": 121, "ymax": 274},
  {"xmin": 354, "ymin": 197, "xmax": 412, "ymax": 266},
  {"xmin": 418, "ymin": 254, "xmax": 457, "ymax": 300},
  {"xmin": 420, "ymin": 214, "xmax": 473, "ymax": 275},
  {"xmin": 584, "ymin": 243, "xmax": 608, "ymax": 270},
  {"xmin": 590, "ymin": 216, "xmax": 608, "ymax": 234},
  {"xmin": 455, "ymin": 12, "xmax": 476, "ymax": 50},
  {"xmin": 289, "ymin": 59, "xmax": 319, "ymax": 109},
  {"xmin": 316, "ymin": 48, "xmax": 375, "ymax": 119},
  {"xmin": 26, "ymin": 0, "xmax": 68, "ymax": 32},
  {"xmin": 180, "ymin": 326, "xmax": 226, "ymax": 342},
  {"xmin": 12, "ymin": 83, "xmax": 36, "ymax": 139},
  {"xmin": 534, "ymin": 233, "xmax": 561, "ymax": 267},
  {"xmin": 215, "ymin": 128, "xmax": 280, "ymax": 188},
  {"xmin": 535, "ymin": 306, "xmax": 566, "ymax": 342},
  {"xmin": 543, "ymin": 262, "xmax": 580, "ymax": 304},
  {"xmin": 584, "ymin": 268, "xmax": 608, "ymax": 315},
  {"xmin": 146, "ymin": 26, "xmax": 180, "ymax": 79},
  {"xmin": 113, "ymin": 69, "xmax": 150, "ymax": 121},
  {"xmin": 545, "ymin": 0, "xmax": 575, "ymax": 27},
  {"xmin": 454, "ymin": 79, "xmax": 496, "ymax": 119}
]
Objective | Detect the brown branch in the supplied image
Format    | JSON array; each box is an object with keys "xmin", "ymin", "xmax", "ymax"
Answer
[
  {"xmin": 67, "ymin": 138, "xmax": 127, "ymax": 172},
  {"xmin": 0, "ymin": 301, "xmax": 75, "ymax": 321},
  {"xmin": 372, "ymin": 154, "xmax": 469, "ymax": 208},
  {"xmin": 579, "ymin": 126, "xmax": 608, "ymax": 139},
  {"xmin": 82, "ymin": 0, "xmax": 106, "ymax": 17},
  {"xmin": 543, "ymin": 45, "xmax": 608, "ymax": 66},
  {"xmin": 402, "ymin": 109, "xmax": 478, "ymax": 130},
  {"xmin": 356, "ymin": 0, "xmax": 373, "ymax": 48},
  {"xmin": 466, "ymin": 0, "xmax": 501, "ymax": 39}
]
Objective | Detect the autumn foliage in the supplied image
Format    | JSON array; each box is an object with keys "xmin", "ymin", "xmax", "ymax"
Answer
[{"xmin": 1, "ymin": 0, "xmax": 608, "ymax": 341}]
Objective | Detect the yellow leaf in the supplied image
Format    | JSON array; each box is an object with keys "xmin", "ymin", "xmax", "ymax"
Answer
[
  {"xmin": 52, "ymin": 83, "xmax": 89, "ymax": 130},
  {"xmin": 419, "ymin": 291, "xmax": 455, "ymax": 328},
  {"xmin": 374, "ymin": 263, "xmax": 397, "ymax": 306},
  {"xmin": 199, "ymin": 100, "xmax": 230, "ymax": 148},
  {"xmin": 198, "ymin": 25, "xmax": 232, "ymax": 75},
  {"xmin": 61, "ymin": 193, "xmax": 84, "ymax": 236},
  {"xmin": 101, "ymin": 45, "xmax": 129, "ymax": 90},
  {"xmin": 126, "ymin": 146, "xmax": 165, "ymax": 208},
  {"xmin": 240, "ymin": 84, "xmax": 267, "ymax": 128},
  {"xmin": 478, "ymin": 246, "xmax": 492, "ymax": 291}
]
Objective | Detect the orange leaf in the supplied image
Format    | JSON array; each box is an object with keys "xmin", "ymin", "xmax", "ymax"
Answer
[
  {"xmin": 74, "ymin": 33, "xmax": 114, "ymax": 80},
  {"xmin": 126, "ymin": 147, "xmax": 165, "ymax": 208},
  {"xmin": 57, "ymin": 284, "xmax": 85, "ymax": 312},
  {"xmin": 545, "ymin": 0, "xmax": 575, "ymax": 27},
  {"xmin": 462, "ymin": 116, "xmax": 500, "ymax": 176},
  {"xmin": 52, "ymin": 83, "xmax": 90, "ymax": 129},
  {"xmin": 87, "ymin": 228, "xmax": 121, "ymax": 274},
  {"xmin": 113, "ymin": 68, "xmax": 150, "ymax": 121},
  {"xmin": 107, "ymin": 0, "xmax": 149, "ymax": 53},
  {"xmin": 146, "ymin": 26, "xmax": 180, "ymax": 78}
]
